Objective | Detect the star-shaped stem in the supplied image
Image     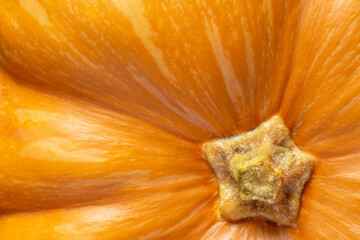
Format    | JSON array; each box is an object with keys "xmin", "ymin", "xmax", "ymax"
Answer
[{"xmin": 202, "ymin": 116, "xmax": 315, "ymax": 226}]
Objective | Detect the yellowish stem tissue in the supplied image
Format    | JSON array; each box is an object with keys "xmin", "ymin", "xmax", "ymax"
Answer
[{"xmin": 202, "ymin": 116, "xmax": 315, "ymax": 226}]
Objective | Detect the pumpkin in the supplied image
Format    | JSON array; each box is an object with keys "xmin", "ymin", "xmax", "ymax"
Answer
[{"xmin": 0, "ymin": 0, "xmax": 359, "ymax": 239}]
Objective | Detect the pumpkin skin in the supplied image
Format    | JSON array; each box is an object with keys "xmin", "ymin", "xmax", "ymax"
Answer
[{"xmin": 0, "ymin": 0, "xmax": 359, "ymax": 239}]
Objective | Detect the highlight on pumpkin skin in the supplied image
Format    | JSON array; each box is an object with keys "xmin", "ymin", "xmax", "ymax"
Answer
[
  {"xmin": 0, "ymin": 0, "xmax": 301, "ymax": 141},
  {"xmin": 200, "ymin": 220, "xmax": 291, "ymax": 240},
  {"xmin": 0, "ymin": 187, "xmax": 217, "ymax": 240},
  {"xmin": 0, "ymin": 69, "xmax": 216, "ymax": 213}
]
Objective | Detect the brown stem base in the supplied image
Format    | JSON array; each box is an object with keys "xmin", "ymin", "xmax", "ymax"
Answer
[{"xmin": 202, "ymin": 115, "xmax": 315, "ymax": 226}]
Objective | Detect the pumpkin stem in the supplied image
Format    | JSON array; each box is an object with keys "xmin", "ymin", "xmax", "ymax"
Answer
[{"xmin": 202, "ymin": 115, "xmax": 315, "ymax": 226}]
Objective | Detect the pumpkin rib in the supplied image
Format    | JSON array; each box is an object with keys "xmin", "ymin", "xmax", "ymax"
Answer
[
  {"xmin": 0, "ymin": 68, "xmax": 216, "ymax": 215},
  {"xmin": 0, "ymin": 185, "xmax": 217, "ymax": 240},
  {"xmin": 280, "ymin": 0, "xmax": 360, "ymax": 153},
  {"xmin": 0, "ymin": 67, "xmax": 207, "ymax": 143},
  {"xmin": 292, "ymin": 153, "xmax": 360, "ymax": 239},
  {"xmin": 0, "ymin": 0, "xmax": 232, "ymax": 141},
  {"xmin": 0, "ymin": 0, "xmax": 306, "ymax": 142}
]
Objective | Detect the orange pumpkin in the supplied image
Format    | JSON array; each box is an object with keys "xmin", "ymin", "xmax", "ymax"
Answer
[{"xmin": 0, "ymin": 0, "xmax": 359, "ymax": 239}]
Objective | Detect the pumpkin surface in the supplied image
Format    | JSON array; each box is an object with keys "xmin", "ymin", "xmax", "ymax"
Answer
[{"xmin": 0, "ymin": 0, "xmax": 359, "ymax": 239}]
